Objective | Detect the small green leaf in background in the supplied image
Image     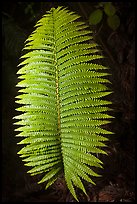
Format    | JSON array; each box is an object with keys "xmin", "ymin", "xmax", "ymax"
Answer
[
  {"xmin": 97, "ymin": 2, "xmax": 105, "ymax": 7},
  {"xmin": 107, "ymin": 14, "xmax": 120, "ymax": 30},
  {"xmin": 95, "ymin": 2, "xmax": 106, "ymax": 8},
  {"xmin": 89, "ymin": 9, "xmax": 103, "ymax": 25},
  {"xmin": 104, "ymin": 2, "xmax": 116, "ymax": 16}
]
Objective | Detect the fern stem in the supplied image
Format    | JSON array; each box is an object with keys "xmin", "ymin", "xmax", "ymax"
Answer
[
  {"xmin": 56, "ymin": 71, "xmax": 61, "ymax": 133},
  {"xmin": 52, "ymin": 9, "xmax": 61, "ymax": 139}
]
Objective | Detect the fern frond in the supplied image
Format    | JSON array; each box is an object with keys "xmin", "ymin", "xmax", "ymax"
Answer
[{"xmin": 14, "ymin": 6, "xmax": 114, "ymax": 201}]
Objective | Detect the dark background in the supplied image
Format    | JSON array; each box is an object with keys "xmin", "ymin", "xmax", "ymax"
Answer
[{"xmin": 2, "ymin": 2, "xmax": 135, "ymax": 202}]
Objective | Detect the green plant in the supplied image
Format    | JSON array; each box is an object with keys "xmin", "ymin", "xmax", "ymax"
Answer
[
  {"xmin": 14, "ymin": 6, "xmax": 113, "ymax": 201},
  {"xmin": 89, "ymin": 2, "xmax": 120, "ymax": 31}
]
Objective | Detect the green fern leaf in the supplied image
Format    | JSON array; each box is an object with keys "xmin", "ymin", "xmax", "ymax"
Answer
[{"xmin": 14, "ymin": 6, "xmax": 114, "ymax": 201}]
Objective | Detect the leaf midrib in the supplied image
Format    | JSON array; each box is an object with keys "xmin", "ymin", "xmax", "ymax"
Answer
[{"xmin": 52, "ymin": 9, "xmax": 61, "ymax": 140}]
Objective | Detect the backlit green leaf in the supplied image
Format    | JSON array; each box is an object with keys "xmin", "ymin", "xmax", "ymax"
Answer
[
  {"xmin": 107, "ymin": 14, "xmax": 120, "ymax": 30},
  {"xmin": 104, "ymin": 2, "xmax": 116, "ymax": 16},
  {"xmin": 89, "ymin": 9, "xmax": 103, "ymax": 25},
  {"xmin": 14, "ymin": 6, "xmax": 113, "ymax": 201}
]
